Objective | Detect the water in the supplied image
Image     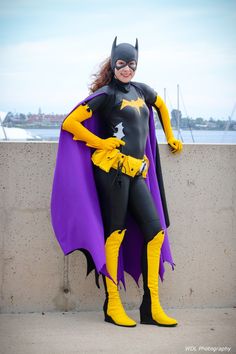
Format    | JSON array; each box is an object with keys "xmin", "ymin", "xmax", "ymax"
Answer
[
  {"xmin": 156, "ymin": 129, "xmax": 236, "ymax": 144},
  {"xmin": 27, "ymin": 128, "xmax": 61, "ymax": 141},
  {"xmin": 25, "ymin": 128, "xmax": 236, "ymax": 144}
]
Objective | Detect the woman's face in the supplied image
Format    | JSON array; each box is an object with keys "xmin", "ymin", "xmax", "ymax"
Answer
[{"xmin": 114, "ymin": 59, "xmax": 136, "ymax": 83}]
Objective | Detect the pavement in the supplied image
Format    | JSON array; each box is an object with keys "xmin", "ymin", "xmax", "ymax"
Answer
[{"xmin": 0, "ymin": 308, "xmax": 235, "ymax": 354}]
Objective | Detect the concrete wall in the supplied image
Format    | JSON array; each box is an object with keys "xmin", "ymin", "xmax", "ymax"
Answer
[{"xmin": 0, "ymin": 142, "xmax": 235, "ymax": 314}]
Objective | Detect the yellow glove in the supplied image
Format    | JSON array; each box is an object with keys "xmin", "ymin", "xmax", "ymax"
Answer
[
  {"xmin": 62, "ymin": 103, "xmax": 125, "ymax": 150},
  {"xmin": 153, "ymin": 95, "xmax": 183, "ymax": 154},
  {"xmin": 86, "ymin": 137, "xmax": 125, "ymax": 150},
  {"xmin": 167, "ymin": 137, "xmax": 183, "ymax": 153}
]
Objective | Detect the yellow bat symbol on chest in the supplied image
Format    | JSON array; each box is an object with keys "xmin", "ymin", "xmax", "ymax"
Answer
[{"xmin": 120, "ymin": 97, "xmax": 145, "ymax": 114}]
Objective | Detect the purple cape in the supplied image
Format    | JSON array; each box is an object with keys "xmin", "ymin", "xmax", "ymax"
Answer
[{"xmin": 50, "ymin": 92, "xmax": 175, "ymax": 287}]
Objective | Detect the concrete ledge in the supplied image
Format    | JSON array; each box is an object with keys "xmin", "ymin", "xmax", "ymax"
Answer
[
  {"xmin": 0, "ymin": 309, "xmax": 235, "ymax": 354},
  {"xmin": 0, "ymin": 142, "xmax": 236, "ymax": 313}
]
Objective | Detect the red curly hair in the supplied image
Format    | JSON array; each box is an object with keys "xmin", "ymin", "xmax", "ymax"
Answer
[{"xmin": 89, "ymin": 57, "xmax": 113, "ymax": 93}]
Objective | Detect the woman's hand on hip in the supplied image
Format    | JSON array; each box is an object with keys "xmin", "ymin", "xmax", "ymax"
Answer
[{"xmin": 98, "ymin": 137, "xmax": 125, "ymax": 150}]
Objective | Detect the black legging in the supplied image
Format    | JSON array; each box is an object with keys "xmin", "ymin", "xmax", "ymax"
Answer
[{"xmin": 93, "ymin": 166, "xmax": 162, "ymax": 243}]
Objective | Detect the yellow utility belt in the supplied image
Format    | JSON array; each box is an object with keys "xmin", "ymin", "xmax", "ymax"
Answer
[{"xmin": 91, "ymin": 149, "xmax": 149, "ymax": 178}]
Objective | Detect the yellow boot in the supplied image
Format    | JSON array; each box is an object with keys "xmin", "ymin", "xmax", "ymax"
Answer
[
  {"xmin": 103, "ymin": 229, "xmax": 136, "ymax": 327},
  {"xmin": 140, "ymin": 230, "xmax": 178, "ymax": 327}
]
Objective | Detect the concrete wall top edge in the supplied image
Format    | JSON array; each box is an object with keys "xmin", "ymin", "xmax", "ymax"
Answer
[{"xmin": 0, "ymin": 141, "xmax": 236, "ymax": 146}]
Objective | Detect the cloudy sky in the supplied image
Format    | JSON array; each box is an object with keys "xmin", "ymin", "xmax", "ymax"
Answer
[{"xmin": 0, "ymin": 0, "xmax": 235, "ymax": 119}]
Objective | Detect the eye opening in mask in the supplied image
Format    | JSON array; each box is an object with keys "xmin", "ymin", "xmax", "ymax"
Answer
[{"xmin": 115, "ymin": 60, "xmax": 137, "ymax": 71}]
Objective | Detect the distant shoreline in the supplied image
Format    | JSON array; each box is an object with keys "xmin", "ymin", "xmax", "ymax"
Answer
[{"xmin": 5, "ymin": 125, "xmax": 235, "ymax": 131}]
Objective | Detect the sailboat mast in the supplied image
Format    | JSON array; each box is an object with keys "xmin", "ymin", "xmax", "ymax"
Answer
[
  {"xmin": 0, "ymin": 116, "xmax": 8, "ymax": 140},
  {"xmin": 177, "ymin": 84, "xmax": 180, "ymax": 139},
  {"xmin": 164, "ymin": 88, "xmax": 166, "ymax": 103}
]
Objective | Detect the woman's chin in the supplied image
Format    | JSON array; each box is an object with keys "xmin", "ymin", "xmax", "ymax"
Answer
[{"xmin": 119, "ymin": 75, "xmax": 132, "ymax": 83}]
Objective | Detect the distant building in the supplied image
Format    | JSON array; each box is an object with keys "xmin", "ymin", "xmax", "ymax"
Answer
[
  {"xmin": 3, "ymin": 112, "xmax": 27, "ymax": 127},
  {"xmin": 207, "ymin": 121, "xmax": 217, "ymax": 129},
  {"xmin": 3, "ymin": 111, "xmax": 66, "ymax": 127}
]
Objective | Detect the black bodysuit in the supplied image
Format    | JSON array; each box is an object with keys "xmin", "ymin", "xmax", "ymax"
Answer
[
  {"xmin": 88, "ymin": 78, "xmax": 157, "ymax": 158},
  {"xmin": 87, "ymin": 78, "xmax": 162, "ymax": 241}
]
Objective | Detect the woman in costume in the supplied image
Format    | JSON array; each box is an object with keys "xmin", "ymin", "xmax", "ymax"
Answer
[{"xmin": 51, "ymin": 37, "xmax": 182, "ymax": 328}]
